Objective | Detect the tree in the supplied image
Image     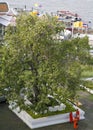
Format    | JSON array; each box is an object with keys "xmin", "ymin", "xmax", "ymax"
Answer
[{"xmin": 0, "ymin": 13, "xmax": 90, "ymax": 113}]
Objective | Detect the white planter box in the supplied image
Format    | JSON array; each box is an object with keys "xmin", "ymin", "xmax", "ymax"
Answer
[
  {"xmin": 48, "ymin": 103, "xmax": 66, "ymax": 112},
  {"xmin": 9, "ymin": 104, "xmax": 85, "ymax": 129}
]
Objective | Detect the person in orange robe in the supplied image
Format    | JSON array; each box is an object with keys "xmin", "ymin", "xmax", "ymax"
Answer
[
  {"xmin": 69, "ymin": 112, "xmax": 73, "ymax": 123},
  {"xmin": 73, "ymin": 117, "xmax": 78, "ymax": 129},
  {"xmin": 76, "ymin": 109, "xmax": 80, "ymax": 121}
]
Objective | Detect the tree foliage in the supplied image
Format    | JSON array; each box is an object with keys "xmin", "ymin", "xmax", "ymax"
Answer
[{"xmin": 0, "ymin": 13, "xmax": 90, "ymax": 113}]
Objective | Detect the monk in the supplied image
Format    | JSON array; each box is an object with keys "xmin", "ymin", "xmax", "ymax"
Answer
[
  {"xmin": 76, "ymin": 109, "xmax": 80, "ymax": 121},
  {"xmin": 73, "ymin": 117, "xmax": 78, "ymax": 129},
  {"xmin": 69, "ymin": 112, "xmax": 73, "ymax": 123}
]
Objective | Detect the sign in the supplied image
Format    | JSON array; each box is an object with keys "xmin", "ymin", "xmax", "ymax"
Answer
[{"xmin": 0, "ymin": 2, "xmax": 9, "ymax": 13}]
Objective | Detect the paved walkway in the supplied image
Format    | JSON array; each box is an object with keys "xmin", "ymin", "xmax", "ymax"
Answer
[{"xmin": 0, "ymin": 90, "xmax": 93, "ymax": 130}]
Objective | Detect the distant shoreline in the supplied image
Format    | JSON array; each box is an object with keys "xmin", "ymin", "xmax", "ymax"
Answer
[{"xmin": 1, "ymin": 0, "xmax": 93, "ymax": 25}]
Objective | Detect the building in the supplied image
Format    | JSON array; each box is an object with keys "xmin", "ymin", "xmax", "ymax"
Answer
[{"xmin": 0, "ymin": 2, "xmax": 17, "ymax": 40}]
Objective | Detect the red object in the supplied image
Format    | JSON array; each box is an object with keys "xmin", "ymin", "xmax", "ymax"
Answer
[
  {"xmin": 73, "ymin": 117, "xmax": 78, "ymax": 129},
  {"xmin": 69, "ymin": 112, "xmax": 73, "ymax": 123},
  {"xmin": 76, "ymin": 109, "xmax": 80, "ymax": 120}
]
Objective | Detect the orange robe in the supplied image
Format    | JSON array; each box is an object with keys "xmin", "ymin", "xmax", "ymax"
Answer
[
  {"xmin": 73, "ymin": 117, "xmax": 78, "ymax": 129},
  {"xmin": 69, "ymin": 112, "xmax": 73, "ymax": 123}
]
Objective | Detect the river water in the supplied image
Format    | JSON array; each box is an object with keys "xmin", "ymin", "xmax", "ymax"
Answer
[{"xmin": 1, "ymin": 0, "xmax": 93, "ymax": 26}]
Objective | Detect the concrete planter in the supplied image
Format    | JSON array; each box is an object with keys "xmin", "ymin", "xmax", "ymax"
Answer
[{"xmin": 9, "ymin": 103, "xmax": 85, "ymax": 129}]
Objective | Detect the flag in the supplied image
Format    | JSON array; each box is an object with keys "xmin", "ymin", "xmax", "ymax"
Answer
[
  {"xmin": 83, "ymin": 23, "xmax": 88, "ymax": 28},
  {"xmin": 39, "ymin": 4, "xmax": 42, "ymax": 8},
  {"xmin": 73, "ymin": 21, "xmax": 83, "ymax": 28},
  {"xmin": 73, "ymin": 21, "xmax": 80, "ymax": 28},
  {"xmin": 34, "ymin": 3, "xmax": 38, "ymax": 7},
  {"xmin": 79, "ymin": 21, "xmax": 83, "ymax": 28},
  {"xmin": 30, "ymin": 11, "xmax": 38, "ymax": 16}
]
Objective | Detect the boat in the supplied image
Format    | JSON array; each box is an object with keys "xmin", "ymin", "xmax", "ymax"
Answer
[{"xmin": 0, "ymin": 2, "xmax": 17, "ymax": 40}]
